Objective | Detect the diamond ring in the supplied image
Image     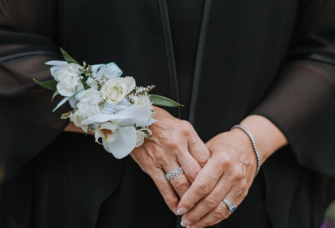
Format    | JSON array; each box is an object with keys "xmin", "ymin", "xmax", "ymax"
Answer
[
  {"xmin": 223, "ymin": 198, "xmax": 236, "ymax": 213},
  {"xmin": 166, "ymin": 167, "xmax": 183, "ymax": 181}
]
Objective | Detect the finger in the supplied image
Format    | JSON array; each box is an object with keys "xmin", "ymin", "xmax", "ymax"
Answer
[
  {"xmin": 177, "ymin": 154, "xmax": 225, "ymax": 215},
  {"xmin": 162, "ymin": 161, "xmax": 191, "ymax": 199},
  {"xmin": 221, "ymin": 181, "xmax": 249, "ymax": 217},
  {"xmin": 186, "ymin": 169, "xmax": 249, "ymax": 228},
  {"xmin": 177, "ymin": 150, "xmax": 202, "ymax": 183},
  {"xmin": 187, "ymin": 201, "xmax": 229, "ymax": 228},
  {"xmin": 181, "ymin": 174, "xmax": 233, "ymax": 226},
  {"xmin": 188, "ymin": 187, "xmax": 249, "ymax": 228},
  {"xmin": 148, "ymin": 168, "xmax": 180, "ymax": 214},
  {"xmin": 178, "ymin": 148, "xmax": 239, "ymax": 215},
  {"xmin": 186, "ymin": 124, "xmax": 211, "ymax": 167}
]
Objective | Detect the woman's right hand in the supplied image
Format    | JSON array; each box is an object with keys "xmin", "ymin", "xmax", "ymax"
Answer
[{"xmin": 131, "ymin": 106, "xmax": 210, "ymax": 214}]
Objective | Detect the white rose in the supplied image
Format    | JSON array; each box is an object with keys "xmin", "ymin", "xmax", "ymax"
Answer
[
  {"xmin": 135, "ymin": 94, "xmax": 152, "ymax": 110},
  {"xmin": 70, "ymin": 110, "xmax": 88, "ymax": 132},
  {"xmin": 100, "ymin": 76, "xmax": 136, "ymax": 104},
  {"xmin": 77, "ymin": 89, "xmax": 104, "ymax": 117},
  {"xmin": 135, "ymin": 131, "xmax": 146, "ymax": 148},
  {"xmin": 54, "ymin": 63, "xmax": 83, "ymax": 97}
]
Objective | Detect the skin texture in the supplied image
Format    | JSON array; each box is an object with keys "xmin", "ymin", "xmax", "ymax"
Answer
[
  {"xmin": 178, "ymin": 115, "xmax": 288, "ymax": 228},
  {"xmin": 130, "ymin": 107, "xmax": 210, "ymax": 214},
  {"xmin": 64, "ymin": 108, "xmax": 288, "ymax": 227}
]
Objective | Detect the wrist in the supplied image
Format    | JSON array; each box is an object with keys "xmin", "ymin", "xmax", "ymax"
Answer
[{"xmin": 238, "ymin": 115, "xmax": 288, "ymax": 165}]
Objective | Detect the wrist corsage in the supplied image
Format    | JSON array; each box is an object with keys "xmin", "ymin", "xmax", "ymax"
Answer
[{"xmin": 34, "ymin": 48, "xmax": 182, "ymax": 158}]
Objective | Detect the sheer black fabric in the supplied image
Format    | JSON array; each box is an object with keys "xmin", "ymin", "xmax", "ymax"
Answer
[
  {"xmin": 252, "ymin": 0, "xmax": 335, "ymax": 176},
  {"xmin": 0, "ymin": 0, "xmax": 71, "ymax": 186},
  {"xmin": 0, "ymin": 0, "xmax": 334, "ymax": 227}
]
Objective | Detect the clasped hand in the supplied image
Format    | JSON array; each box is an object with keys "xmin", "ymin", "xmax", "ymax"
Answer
[{"xmin": 131, "ymin": 107, "xmax": 257, "ymax": 228}]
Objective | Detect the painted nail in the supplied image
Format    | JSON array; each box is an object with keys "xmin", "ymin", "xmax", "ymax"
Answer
[
  {"xmin": 180, "ymin": 221, "xmax": 187, "ymax": 227},
  {"xmin": 177, "ymin": 207, "xmax": 188, "ymax": 215},
  {"xmin": 182, "ymin": 219, "xmax": 191, "ymax": 226},
  {"xmin": 173, "ymin": 207, "xmax": 178, "ymax": 215}
]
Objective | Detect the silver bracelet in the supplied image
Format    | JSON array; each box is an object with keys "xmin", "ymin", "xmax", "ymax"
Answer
[{"xmin": 231, "ymin": 125, "xmax": 261, "ymax": 176}]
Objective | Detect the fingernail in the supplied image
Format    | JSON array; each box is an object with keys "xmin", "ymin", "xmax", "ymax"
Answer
[
  {"xmin": 173, "ymin": 207, "xmax": 178, "ymax": 215},
  {"xmin": 182, "ymin": 218, "xmax": 191, "ymax": 226},
  {"xmin": 180, "ymin": 221, "xmax": 187, "ymax": 227},
  {"xmin": 177, "ymin": 207, "xmax": 188, "ymax": 215}
]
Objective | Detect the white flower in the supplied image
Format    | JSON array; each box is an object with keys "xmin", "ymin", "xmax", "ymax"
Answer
[
  {"xmin": 135, "ymin": 94, "xmax": 152, "ymax": 110},
  {"xmin": 77, "ymin": 89, "xmax": 104, "ymax": 117},
  {"xmin": 54, "ymin": 63, "xmax": 83, "ymax": 97},
  {"xmin": 81, "ymin": 106, "xmax": 151, "ymax": 159},
  {"xmin": 70, "ymin": 110, "xmax": 88, "ymax": 132},
  {"xmin": 100, "ymin": 76, "xmax": 135, "ymax": 104},
  {"xmin": 135, "ymin": 131, "xmax": 146, "ymax": 148}
]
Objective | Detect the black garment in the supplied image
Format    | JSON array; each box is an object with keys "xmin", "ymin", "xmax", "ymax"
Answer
[{"xmin": 0, "ymin": 0, "xmax": 335, "ymax": 227}]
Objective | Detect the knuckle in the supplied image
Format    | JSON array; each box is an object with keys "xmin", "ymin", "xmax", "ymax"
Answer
[
  {"xmin": 213, "ymin": 206, "xmax": 227, "ymax": 219},
  {"xmin": 196, "ymin": 180, "xmax": 211, "ymax": 195},
  {"xmin": 219, "ymin": 156, "xmax": 232, "ymax": 167},
  {"xmin": 167, "ymin": 197, "xmax": 179, "ymax": 206},
  {"xmin": 188, "ymin": 213, "xmax": 201, "ymax": 222},
  {"xmin": 198, "ymin": 153, "xmax": 210, "ymax": 166},
  {"xmin": 233, "ymin": 171, "xmax": 244, "ymax": 181},
  {"xmin": 189, "ymin": 169, "xmax": 199, "ymax": 181},
  {"xmin": 173, "ymin": 178, "xmax": 190, "ymax": 191},
  {"xmin": 240, "ymin": 180, "xmax": 248, "ymax": 191},
  {"xmin": 241, "ymin": 189, "xmax": 249, "ymax": 198},
  {"xmin": 222, "ymin": 212, "xmax": 230, "ymax": 220},
  {"xmin": 179, "ymin": 120, "xmax": 193, "ymax": 135},
  {"xmin": 157, "ymin": 182, "xmax": 171, "ymax": 194},
  {"xmin": 231, "ymin": 166, "xmax": 245, "ymax": 181},
  {"xmin": 204, "ymin": 195, "xmax": 219, "ymax": 208}
]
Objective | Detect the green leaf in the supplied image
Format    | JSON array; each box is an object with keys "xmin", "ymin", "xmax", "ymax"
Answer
[
  {"xmin": 33, "ymin": 78, "xmax": 57, "ymax": 91},
  {"xmin": 60, "ymin": 47, "xmax": 79, "ymax": 65},
  {"xmin": 149, "ymin": 94, "xmax": 183, "ymax": 107},
  {"xmin": 81, "ymin": 79, "xmax": 90, "ymax": 90},
  {"xmin": 51, "ymin": 90, "xmax": 59, "ymax": 101}
]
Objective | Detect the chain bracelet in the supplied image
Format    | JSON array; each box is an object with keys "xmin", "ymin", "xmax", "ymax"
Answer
[{"xmin": 231, "ymin": 125, "xmax": 261, "ymax": 176}]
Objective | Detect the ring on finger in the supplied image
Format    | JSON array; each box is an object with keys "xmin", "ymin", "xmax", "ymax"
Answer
[
  {"xmin": 166, "ymin": 167, "xmax": 184, "ymax": 181},
  {"xmin": 223, "ymin": 198, "xmax": 236, "ymax": 213}
]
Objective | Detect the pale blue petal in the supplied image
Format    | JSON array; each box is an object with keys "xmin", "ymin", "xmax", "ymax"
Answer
[
  {"xmin": 45, "ymin": 60, "xmax": 67, "ymax": 66},
  {"xmin": 98, "ymin": 62, "xmax": 123, "ymax": 79},
  {"xmin": 74, "ymin": 90, "xmax": 86, "ymax": 101},
  {"xmin": 69, "ymin": 96, "xmax": 79, "ymax": 108},
  {"xmin": 102, "ymin": 103, "xmax": 129, "ymax": 114},
  {"xmin": 53, "ymin": 96, "xmax": 70, "ymax": 112},
  {"xmin": 91, "ymin": 64, "xmax": 105, "ymax": 74}
]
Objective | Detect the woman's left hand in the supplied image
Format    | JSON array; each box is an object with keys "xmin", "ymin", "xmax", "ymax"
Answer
[
  {"xmin": 177, "ymin": 129, "xmax": 257, "ymax": 228},
  {"xmin": 177, "ymin": 115, "xmax": 288, "ymax": 228}
]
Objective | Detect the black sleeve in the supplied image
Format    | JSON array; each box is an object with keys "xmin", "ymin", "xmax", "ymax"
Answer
[
  {"xmin": 0, "ymin": 0, "xmax": 70, "ymax": 185},
  {"xmin": 251, "ymin": 0, "xmax": 335, "ymax": 176}
]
